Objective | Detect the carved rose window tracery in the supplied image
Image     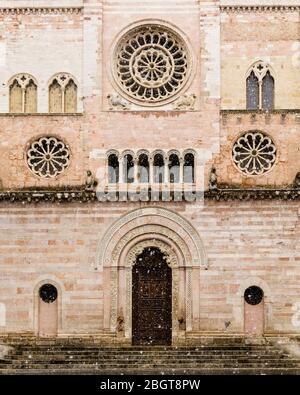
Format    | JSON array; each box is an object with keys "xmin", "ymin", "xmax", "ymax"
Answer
[
  {"xmin": 232, "ymin": 131, "xmax": 276, "ymax": 175},
  {"xmin": 27, "ymin": 136, "xmax": 70, "ymax": 178},
  {"xmin": 113, "ymin": 25, "xmax": 191, "ymax": 105}
]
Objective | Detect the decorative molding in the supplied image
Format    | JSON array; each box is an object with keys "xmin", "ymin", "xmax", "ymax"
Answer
[
  {"xmin": 206, "ymin": 188, "xmax": 300, "ymax": 201},
  {"xmin": 221, "ymin": 109, "xmax": 300, "ymax": 115},
  {"xmin": 0, "ymin": 7, "xmax": 83, "ymax": 15},
  {"xmin": 111, "ymin": 225, "xmax": 192, "ymax": 269},
  {"xmin": 125, "ymin": 237, "xmax": 178, "ymax": 269},
  {"xmin": 221, "ymin": 6, "xmax": 300, "ymax": 13},
  {"xmin": 186, "ymin": 268, "xmax": 193, "ymax": 332},
  {"xmin": 0, "ymin": 188, "xmax": 300, "ymax": 203},
  {"xmin": 96, "ymin": 207, "xmax": 207, "ymax": 271},
  {"xmin": 221, "ymin": 110, "xmax": 300, "ymax": 127}
]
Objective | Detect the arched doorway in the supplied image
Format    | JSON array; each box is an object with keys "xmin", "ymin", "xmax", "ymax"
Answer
[
  {"xmin": 244, "ymin": 286, "xmax": 264, "ymax": 336},
  {"xmin": 132, "ymin": 247, "xmax": 172, "ymax": 346},
  {"xmin": 38, "ymin": 284, "xmax": 58, "ymax": 337}
]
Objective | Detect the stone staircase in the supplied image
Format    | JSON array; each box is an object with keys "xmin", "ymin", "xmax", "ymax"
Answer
[{"xmin": 0, "ymin": 337, "xmax": 300, "ymax": 375}]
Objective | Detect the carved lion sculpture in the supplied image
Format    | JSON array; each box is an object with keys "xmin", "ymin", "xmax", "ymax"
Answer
[
  {"xmin": 173, "ymin": 93, "xmax": 196, "ymax": 111},
  {"xmin": 107, "ymin": 94, "xmax": 130, "ymax": 111}
]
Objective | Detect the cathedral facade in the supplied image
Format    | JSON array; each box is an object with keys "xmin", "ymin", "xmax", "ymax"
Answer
[{"xmin": 0, "ymin": 0, "xmax": 300, "ymax": 345}]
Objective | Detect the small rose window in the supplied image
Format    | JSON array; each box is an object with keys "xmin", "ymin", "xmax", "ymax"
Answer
[
  {"xmin": 232, "ymin": 131, "xmax": 276, "ymax": 175},
  {"xmin": 27, "ymin": 136, "xmax": 70, "ymax": 178}
]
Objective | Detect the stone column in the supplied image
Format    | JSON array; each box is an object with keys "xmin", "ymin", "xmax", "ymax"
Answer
[
  {"xmin": 179, "ymin": 157, "xmax": 184, "ymax": 184},
  {"xmin": 164, "ymin": 156, "xmax": 169, "ymax": 184},
  {"xmin": 134, "ymin": 157, "xmax": 139, "ymax": 184},
  {"xmin": 22, "ymin": 89, "xmax": 26, "ymax": 113},
  {"xmin": 110, "ymin": 267, "xmax": 118, "ymax": 333},
  {"xmin": 258, "ymin": 80, "xmax": 263, "ymax": 110},
  {"xmin": 186, "ymin": 267, "xmax": 193, "ymax": 332},
  {"xmin": 149, "ymin": 156, "xmax": 154, "ymax": 184},
  {"xmin": 118, "ymin": 155, "xmax": 124, "ymax": 183}
]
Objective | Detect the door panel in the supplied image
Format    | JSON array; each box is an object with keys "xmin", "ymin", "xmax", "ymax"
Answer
[
  {"xmin": 39, "ymin": 299, "xmax": 58, "ymax": 337},
  {"xmin": 244, "ymin": 301, "xmax": 264, "ymax": 336},
  {"xmin": 132, "ymin": 248, "xmax": 172, "ymax": 346}
]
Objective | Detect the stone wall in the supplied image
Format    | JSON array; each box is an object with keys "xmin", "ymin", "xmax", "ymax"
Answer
[
  {"xmin": 0, "ymin": 201, "xmax": 299, "ymax": 336},
  {"xmin": 0, "ymin": 0, "xmax": 299, "ymax": 340},
  {"xmin": 221, "ymin": 8, "xmax": 300, "ymax": 110}
]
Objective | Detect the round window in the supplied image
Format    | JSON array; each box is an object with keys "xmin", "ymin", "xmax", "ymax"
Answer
[
  {"xmin": 113, "ymin": 24, "xmax": 192, "ymax": 105},
  {"xmin": 39, "ymin": 284, "xmax": 58, "ymax": 303},
  {"xmin": 27, "ymin": 136, "xmax": 70, "ymax": 179},
  {"xmin": 244, "ymin": 286, "xmax": 264, "ymax": 306},
  {"xmin": 232, "ymin": 131, "xmax": 276, "ymax": 175}
]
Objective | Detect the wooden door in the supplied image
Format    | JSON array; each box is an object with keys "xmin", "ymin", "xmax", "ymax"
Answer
[{"xmin": 132, "ymin": 248, "xmax": 172, "ymax": 346}]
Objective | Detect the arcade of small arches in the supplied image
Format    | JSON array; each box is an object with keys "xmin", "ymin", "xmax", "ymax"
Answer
[{"xmin": 107, "ymin": 149, "xmax": 196, "ymax": 184}]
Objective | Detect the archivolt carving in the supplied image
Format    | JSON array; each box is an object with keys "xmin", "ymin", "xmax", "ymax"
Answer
[
  {"xmin": 111, "ymin": 224, "xmax": 191, "ymax": 269},
  {"xmin": 126, "ymin": 239, "xmax": 178, "ymax": 268},
  {"xmin": 96, "ymin": 207, "xmax": 207, "ymax": 270}
]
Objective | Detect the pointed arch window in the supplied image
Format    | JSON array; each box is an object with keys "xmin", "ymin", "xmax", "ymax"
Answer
[
  {"xmin": 246, "ymin": 62, "xmax": 274, "ymax": 111},
  {"xmin": 246, "ymin": 71, "xmax": 259, "ymax": 110},
  {"xmin": 49, "ymin": 73, "xmax": 77, "ymax": 113},
  {"xmin": 9, "ymin": 74, "xmax": 37, "ymax": 113},
  {"xmin": 262, "ymin": 71, "xmax": 274, "ymax": 111}
]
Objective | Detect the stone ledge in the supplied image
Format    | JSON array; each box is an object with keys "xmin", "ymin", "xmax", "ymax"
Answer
[
  {"xmin": 0, "ymin": 113, "xmax": 83, "ymax": 117},
  {"xmin": 221, "ymin": 109, "xmax": 300, "ymax": 114},
  {"xmin": 206, "ymin": 188, "xmax": 300, "ymax": 201},
  {"xmin": 0, "ymin": 187, "xmax": 299, "ymax": 203}
]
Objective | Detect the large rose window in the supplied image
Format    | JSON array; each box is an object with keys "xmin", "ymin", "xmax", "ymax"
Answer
[{"xmin": 113, "ymin": 24, "xmax": 191, "ymax": 105}]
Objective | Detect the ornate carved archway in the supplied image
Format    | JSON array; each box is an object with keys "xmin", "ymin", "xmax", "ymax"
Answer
[
  {"xmin": 96, "ymin": 207, "xmax": 207, "ymax": 342},
  {"xmin": 96, "ymin": 207, "xmax": 207, "ymax": 270}
]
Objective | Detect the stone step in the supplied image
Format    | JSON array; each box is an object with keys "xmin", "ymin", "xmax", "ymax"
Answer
[
  {"xmin": 1, "ymin": 352, "xmax": 294, "ymax": 359},
  {"xmin": 7, "ymin": 351, "xmax": 289, "ymax": 358},
  {"xmin": 4, "ymin": 359, "xmax": 295, "ymax": 367},
  {"xmin": 2, "ymin": 363, "xmax": 299, "ymax": 371},
  {"xmin": 0, "ymin": 368, "xmax": 300, "ymax": 376},
  {"xmin": 11, "ymin": 347, "xmax": 282, "ymax": 354},
  {"xmin": 9, "ymin": 355, "xmax": 287, "ymax": 362},
  {"xmin": 1, "ymin": 338, "xmax": 299, "ymax": 375}
]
